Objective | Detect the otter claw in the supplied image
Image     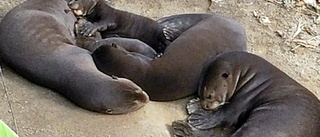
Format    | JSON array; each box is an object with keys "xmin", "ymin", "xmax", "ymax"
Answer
[
  {"xmin": 186, "ymin": 98, "xmax": 201, "ymax": 114},
  {"xmin": 77, "ymin": 21, "xmax": 99, "ymax": 37},
  {"xmin": 187, "ymin": 109, "xmax": 216, "ymax": 130},
  {"xmin": 171, "ymin": 120, "xmax": 196, "ymax": 137}
]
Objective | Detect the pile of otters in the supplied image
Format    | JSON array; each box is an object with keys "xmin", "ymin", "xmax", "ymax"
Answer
[{"xmin": 0, "ymin": 0, "xmax": 320, "ymax": 136}]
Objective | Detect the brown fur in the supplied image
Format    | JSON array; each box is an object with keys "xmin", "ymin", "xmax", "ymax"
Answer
[
  {"xmin": 92, "ymin": 14, "xmax": 247, "ymax": 101},
  {"xmin": 68, "ymin": 0, "xmax": 169, "ymax": 53},
  {"xmin": 188, "ymin": 51, "xmax": 320, "ymax": 136},
  {"xmin": 0, "ymin": 0, "xmax": 149, "ymax": 114}
]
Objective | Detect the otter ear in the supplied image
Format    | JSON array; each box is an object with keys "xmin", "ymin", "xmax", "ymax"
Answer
[{"xmin": 221, "ymin": 72, "xmax": 229, "ymax": 78}]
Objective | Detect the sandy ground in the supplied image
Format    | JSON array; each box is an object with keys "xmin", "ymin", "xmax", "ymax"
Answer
[{"xmin": 0, "ymin": 0, "xmax": 319, "ymax": 137}]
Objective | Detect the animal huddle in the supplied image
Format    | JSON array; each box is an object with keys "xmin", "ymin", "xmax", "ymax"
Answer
[{"xmin": 0, "ymin": 0, "xmax": 319, "ymax": 136}]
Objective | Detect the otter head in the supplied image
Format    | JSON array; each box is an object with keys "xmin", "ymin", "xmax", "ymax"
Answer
[
  {"xmin": 92, "ymin": 43, "xmax": 132, "ymax": 78},
  {"xmin": 68, "ymin": 0, "xmax": 98, "ymax": 16},
  {"xmin": 93, "ymin": 43, "xmax": 129, "ymax": 60},
  {"xmin": 104, "ymin": 77, "xmax": 149, "ymax": 114},
  {"xmin": 198, "ymin": 60, "xmax": 235, "ymax": 111}
]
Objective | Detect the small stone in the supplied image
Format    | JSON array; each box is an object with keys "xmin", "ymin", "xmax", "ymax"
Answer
[
  {"xmin": 252, "ymin": 11, "xmax": 258, "ymax": 17},
  {"xmin": 259, "ymin": 16, "xmax": 271, "ymax": 24},
  {"xmin": 276, "ymin": 31, "xmax": 285, "ymax": 38}
]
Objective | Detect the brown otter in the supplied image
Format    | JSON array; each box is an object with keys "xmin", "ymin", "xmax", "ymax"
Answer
[
  {"xmin": 68, "ymin": 0, "xmax": 171, "ymax": 53},
  {"xmin": 74, "ymin": 18, "xmax": 157, "ymax": 58},
  {"xmin": 184, "ymin": 51, "xmax": 320, "ymax": 136},
  {"xmin": 91, "ymin": 13, "xmax": 247, "ymax": 101},
  {"xmin": 0, "ymin": 0, "xmax": 149, "ymax": 114}
]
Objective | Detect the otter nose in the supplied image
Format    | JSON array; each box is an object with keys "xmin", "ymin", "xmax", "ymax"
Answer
[
  {"xmin": 136, "ymin": 90, "xmax": 150, "ymax": 103},
  {"xmin": 203, "ymin": 104, "xmax": 211, "ymax": 110},
  {"xmin": 200, "ymin": 101, "xmax": 212, "ymax": 110},
  {"xmin": 203, "ymin": 101, "xmax": 221, "ymax": 110}
]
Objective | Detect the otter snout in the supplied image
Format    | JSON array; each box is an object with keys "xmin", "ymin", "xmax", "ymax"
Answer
[
  {"xmin": 68, "ymin": 0, "xmax": 85, "ymax": 16},
  {"xmin": 137, "ymin": 90, "xmax": 150, "ymax": 103},
  {"xmin": 200, "ymin": 100, "xmax": 222, "ymax": 110}
]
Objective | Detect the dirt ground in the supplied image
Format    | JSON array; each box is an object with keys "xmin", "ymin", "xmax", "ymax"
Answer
[{"xmin": 0, "ymin": 0, "xmax": 319, "ymax": 137}]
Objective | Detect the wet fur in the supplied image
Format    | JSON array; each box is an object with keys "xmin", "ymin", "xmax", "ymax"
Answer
[
  {"xmin": 92, "ymin": 14, "xmax": 247, "ymax": 101},
  {"xmin": 0, "ymin": 0, "xmax": 149, "ymax": 114},
  {"xmin": 68, "ymin": 0, "xmax": 169, "ymax": 53},
  {"xmin": 74, "ymin": 18, "xmax": 157, "ymax": 57},
  {"xmin": 188, "ymin": 51, "xmax": 320, "ymax": 136}
]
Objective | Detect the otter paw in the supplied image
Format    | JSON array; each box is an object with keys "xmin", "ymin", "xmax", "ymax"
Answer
[
  {"xmin": 188, "ymin": 109, "xmax": 222, "ymax": 130},
  {"xmin": 171, "ymin": 120, "xmax": 196, "ymax": 137},
  {"xmin": 186, "ymin": 98, "xmax": 201, "ymax": 115},
  {"xmin": 79, "ymin": 22, "xmax": 99, "ymax": 37}
]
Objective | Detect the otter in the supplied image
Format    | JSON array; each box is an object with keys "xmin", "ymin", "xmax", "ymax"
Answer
[
  {"xmin": 183, "ymin": 51, "xmax": 320, "ymax": 136},
  {"xmin": 0, "ymin": 0, "xmax": 149, "ymax": 114},
  {"xmin": 91, "ymin": 14, "xmax": 247, "ymax": 101},
  {"xmin": 68, "ymin": 0, "xmax": 171, "ymax": 53}
]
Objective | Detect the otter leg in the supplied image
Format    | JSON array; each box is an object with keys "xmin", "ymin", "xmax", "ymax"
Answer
[
  {"xmin": 94, "ymin": 38, "xmax": 157, "ymax": 58},
  {"xmin": 79, "ymin": 20, "xmax": 116, "ymax": 37},
  {"xmin": 187, "ymin": 91, "xmax": 253, "ymax": 129},
  {"xmin": 171, "ymin": 120, "xmax": 229, "ymax": 137}
]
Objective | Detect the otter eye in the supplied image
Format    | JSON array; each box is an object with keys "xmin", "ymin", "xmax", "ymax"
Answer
[
  {"xmin": 105, "ymin": 109, "xmax": 113, "ymax": 114},
  {"xmin": 222, "ymin": 73, "xmax": 229, "ymax": 78},
  {"xmin": 111, "ymin": 43, "xmax": 118, "ymax": 48}
]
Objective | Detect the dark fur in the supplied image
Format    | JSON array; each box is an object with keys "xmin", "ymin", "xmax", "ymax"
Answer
[
  {"xmin": 186, "ymin": 51, "xmax": 320, "ymax": 137},
  {"xmin": 74, "ymin": 18, "xmax": 157, "ymax": 57},
  {"xmin": 68, "ymin": 0, "xmax": 169, "ymax": 53},
  {"xmin": 92, "ymin": 14, "xmax": 247, "ymax": 101},
  {"xmin": 157, "ymin": 13, "xmax": 213, "ymax": 41},
  {"xmin": 0, "ymin": 0, "xmax": 149, "ymax": 114}
]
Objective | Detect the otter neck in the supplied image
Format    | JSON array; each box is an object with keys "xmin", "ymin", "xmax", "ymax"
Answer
[
  {"xmin": 233, "ymin": 64, "xmax": 273, "ymax": 100},
  {"xmin": 87, "ymin": 0, "xmax": 116, "ymax": 22}
]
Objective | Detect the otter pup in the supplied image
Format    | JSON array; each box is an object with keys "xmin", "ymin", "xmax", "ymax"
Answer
[
  {"xmin": 68, "ymin": 0, "xmax": 171, "ymax": 53},
  {"xmin": 74, "ymin": 18, "xmax": 157, "ymax": 58}
]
